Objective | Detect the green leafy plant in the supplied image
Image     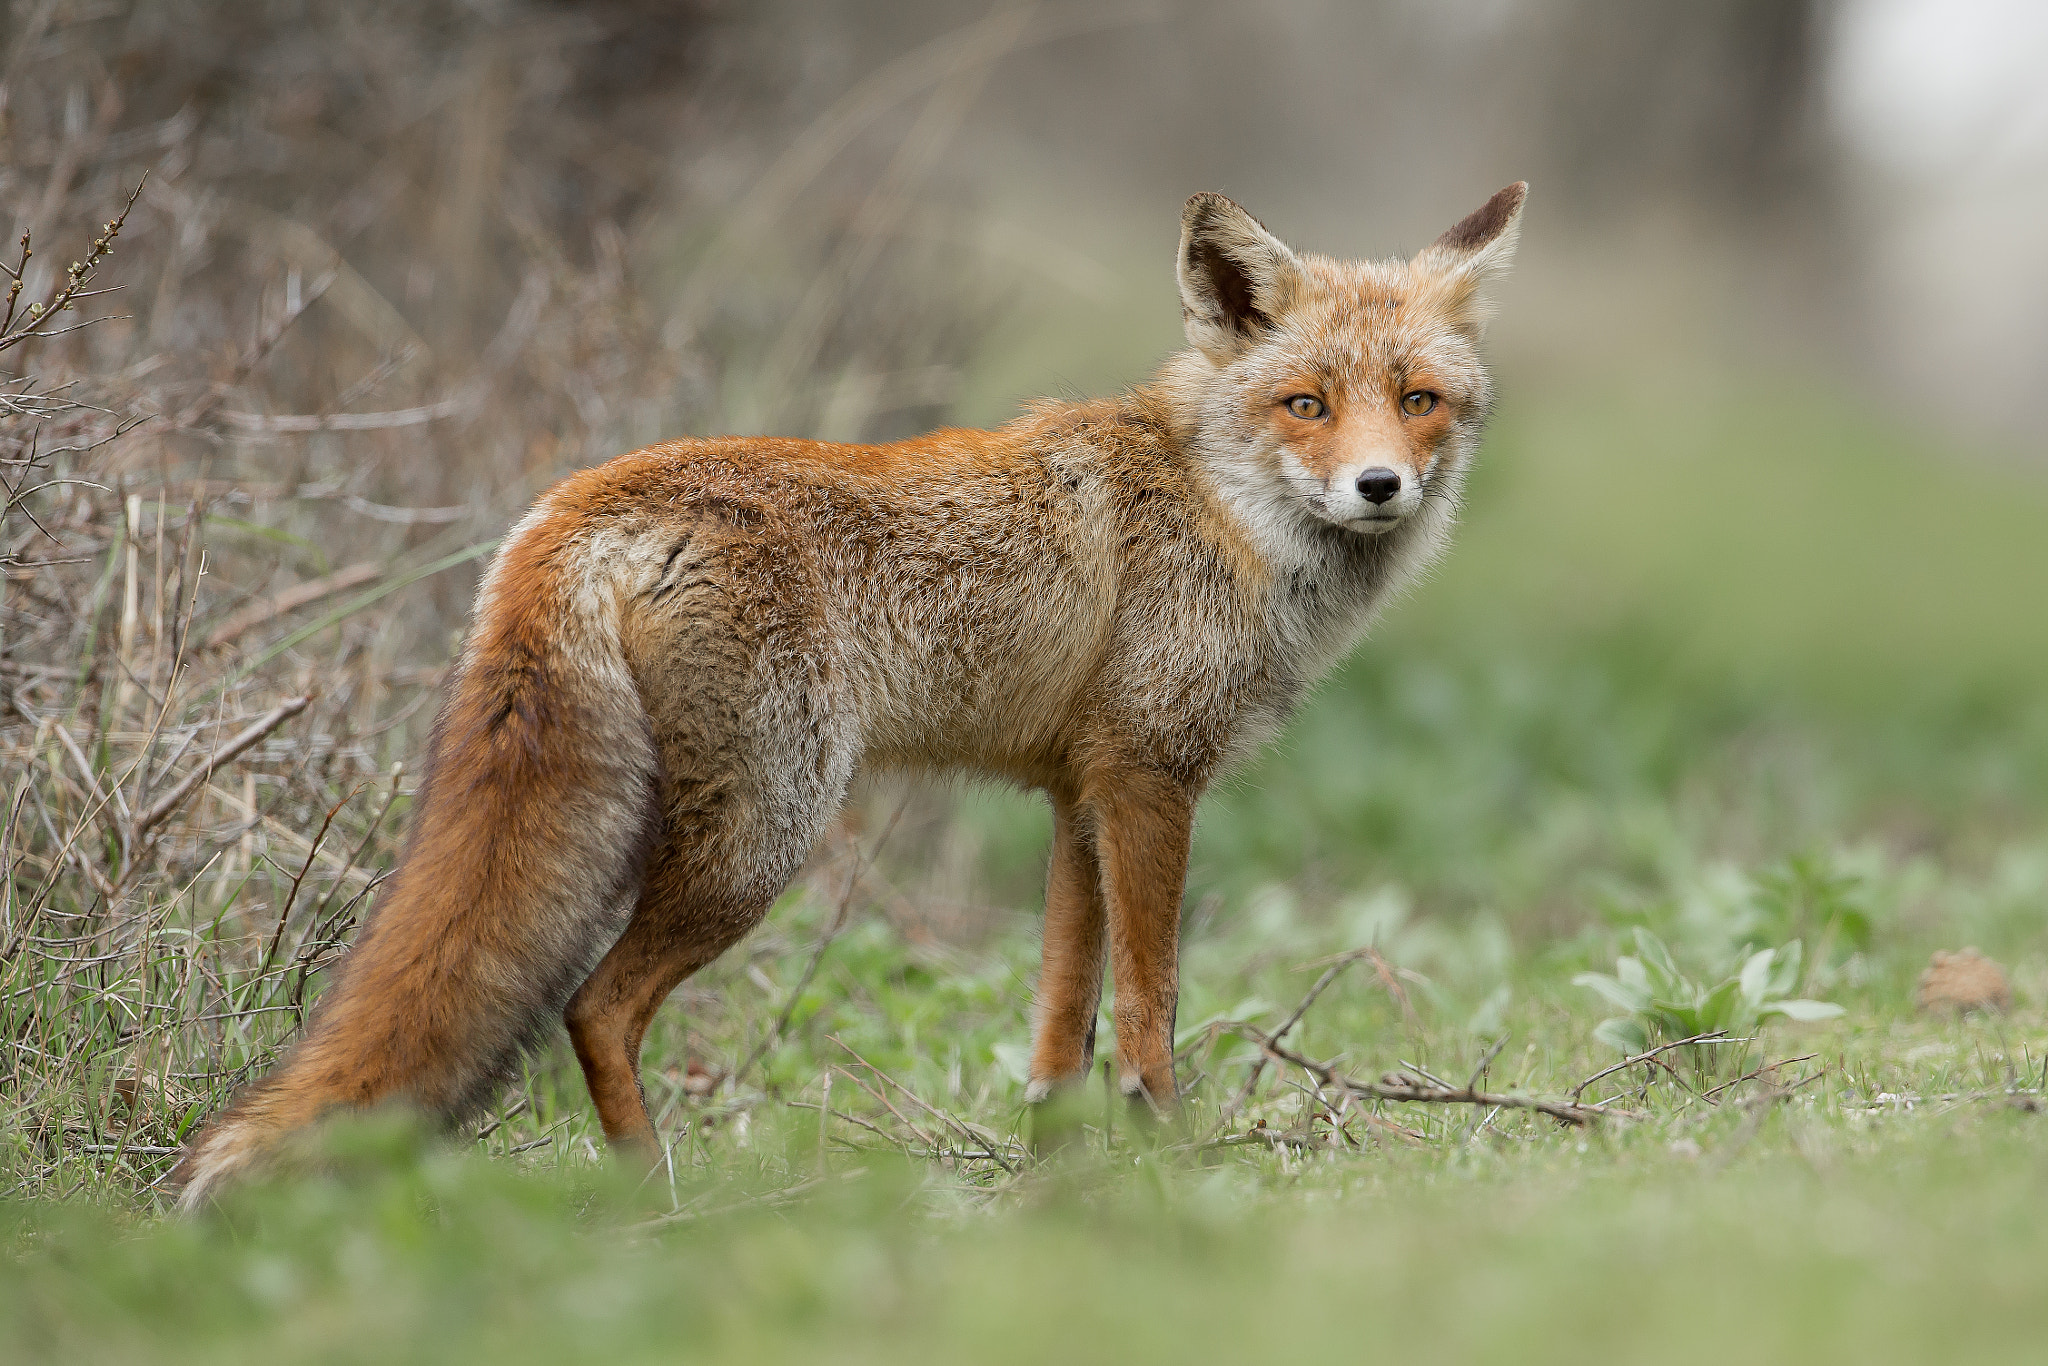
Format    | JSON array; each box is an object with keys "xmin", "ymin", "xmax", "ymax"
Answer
[
  {"xmin": 1595, "ymin": 853, "xmax": 1877, "ymax": 991},
  {"xmin": 1574, "ymin": 928, "xmax": 1845, "ymax": 1056},
  {"xmin": 1746, "ymin": 854, "xmax": 1873, "ymax": 970}
]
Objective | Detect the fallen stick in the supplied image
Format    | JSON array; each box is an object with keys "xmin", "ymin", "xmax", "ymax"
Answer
[
  {"xmin": 1569, "ymin": 1031, "xmax": 1751, "ymax": 1100},
  {"xmin": 1212, "ymin": 945, "xmax": 1378, "ymax": 1131},
  {"xmin": 1235, "ymin": 1023, "xmax": 1630, "ymax": 1127},
  {"xmin": 829, "ymin": 1036, "xmax": 1017, "ymax": 1174},
  {"xmin": 1699, "ymin": 1052, "xmax": 1817, "ymax": 1103}
]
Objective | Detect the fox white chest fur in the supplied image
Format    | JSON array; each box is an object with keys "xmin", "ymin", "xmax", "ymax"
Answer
[{"xmin": 173, "ymin": 183, "xmax": 1526, "ymax": 1207}]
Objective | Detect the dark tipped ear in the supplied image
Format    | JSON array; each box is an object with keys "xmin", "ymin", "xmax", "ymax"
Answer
[
  {"xmin": 1414, "ymin": 182, "xmax": 1526, "ymax": 279},
  {"xmin": 1178, "ymin": 193, "xmax": 1300, "ymax": 363},
  {"xmin": 1413, "ymin": 182, "xmax": 1527, "ymax": 335}
]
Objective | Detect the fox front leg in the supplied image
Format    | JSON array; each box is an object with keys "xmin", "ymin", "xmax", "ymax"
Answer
[
  {"xmin": 1026, "ymin": 792, "xmax": 1109, "ymax": 1105},
  {"xmin": 1091, "ymin": 769, "xmax": 1194, "ymax": 1111}
]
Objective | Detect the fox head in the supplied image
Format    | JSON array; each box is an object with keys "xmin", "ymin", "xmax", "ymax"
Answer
[{"xmin": 1172, "ymin": 184, "xmax": 1525, "ymax": 544}]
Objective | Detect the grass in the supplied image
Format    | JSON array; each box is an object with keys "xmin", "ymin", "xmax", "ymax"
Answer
[
  {"xmin": 7, "ymin": 358, "xmax": 2048, "ymax": 1360},
  {"xmin": 11, "ymin": 1115, "xmax": 2048, "ymax": 1365},
  {"xmin": 8, "ymin": 1024, "xmax": 2046, "ymax": 1364}
]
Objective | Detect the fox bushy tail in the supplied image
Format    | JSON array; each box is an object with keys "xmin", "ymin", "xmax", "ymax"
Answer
[{"xmin": 173, "ymin": 512, "xmax": 658, "ymax": 1207}]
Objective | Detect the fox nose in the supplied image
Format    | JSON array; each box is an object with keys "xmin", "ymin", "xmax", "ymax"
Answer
[{"xmin": 1355, "ymin": 468, "xmax": 1401, "ymax": 505}]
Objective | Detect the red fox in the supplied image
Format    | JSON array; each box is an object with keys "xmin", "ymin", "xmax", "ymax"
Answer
[{"xmin": 172, "ymin": 183, "xmax": 1526, "ymax": 1205}]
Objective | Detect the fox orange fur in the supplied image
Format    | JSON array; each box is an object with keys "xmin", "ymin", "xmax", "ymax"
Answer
[{"xmin": 172, "ymin": 184, "xmax": 1527, "ymax": 1205}]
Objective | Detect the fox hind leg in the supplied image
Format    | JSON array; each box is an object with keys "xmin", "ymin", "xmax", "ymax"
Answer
[
  {"xmin": 564, "ymin": 759, "xmax": 843, "ymax": 1163},
  {"xmin": 564, "ymin": 839, "xmax": 772, "ymax": 1159},
  {"xmin": 569, "ymin": 518, "xmax": 851, "ymax": 1163}
]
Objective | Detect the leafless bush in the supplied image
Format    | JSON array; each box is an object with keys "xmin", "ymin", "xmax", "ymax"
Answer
[{"xmin": 1, "ymin": 0, "xmax": 1025, "ymax": 1200}]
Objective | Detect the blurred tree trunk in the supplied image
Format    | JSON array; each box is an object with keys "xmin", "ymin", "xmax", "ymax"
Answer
[{"xmin": 1538, "ymin": 0, "xmax": 1837, "ymax": 212}]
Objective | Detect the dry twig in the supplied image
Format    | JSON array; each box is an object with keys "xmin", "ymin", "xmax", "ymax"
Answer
[
  {"xmin": 1211, "ymin": 944, "xmax": 1380, "ymax": 1132},
  {"xmin": 1229, "ymin": 1022, "xmax": 1629, "ymax": 1128},
  {"xmin": 1568, "ymin": 1030, "xmax": 1749, "ymax": 1100},
  {"xmin": 829, "ymin": 1036, "xmax": 1019, "ymax": 1174}
]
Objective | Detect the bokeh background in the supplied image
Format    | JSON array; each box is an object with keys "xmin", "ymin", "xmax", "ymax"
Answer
[{"xmin": 5, "ymin": 0, "xmax": 2048, "ymax": 1209}]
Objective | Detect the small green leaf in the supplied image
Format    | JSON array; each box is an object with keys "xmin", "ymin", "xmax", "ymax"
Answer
[
  {"xmin": 1738, "ymin": 947, "xmax": 1777, "ymax": 1006},
  {"xmin": 1574, "ymin": 971, "xmax": 1649, "ymax": 1013},
  {"xmin": 1615, "ymin": 956, "xmax": 1651, "ymax": 994},
  {"xmin": 1594, "ymin": 1017, "xmax": 1649, "ymax": 1053},
  {"xmin": 1766, "ymin": 939, "xmax": 1804, "ymax": 998},
  {"xmin": 1698, "ymin": 977, "xmax": 1747, "ymax": 1033},
  {"xmin": 1632, "ymin": 928, "xmax": 1681, "ymax": 982}
]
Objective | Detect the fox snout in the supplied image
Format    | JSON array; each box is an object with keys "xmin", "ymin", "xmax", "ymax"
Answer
[
  {"xmin": 1326, "ymin": 458, "xmax": 1422, "ymax": 532},
  {"xmin": 1285, "ymin": 445, "xmax": 1426, "ymax": 533},
  {"xmin": 1355, "ymin": 468, "xmax": 1401, "ymax": 505}
]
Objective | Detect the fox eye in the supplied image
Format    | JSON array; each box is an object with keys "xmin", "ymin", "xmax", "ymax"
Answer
[
  {"xmin": 1400, "ymin": 390, "xmax": 1438, "ymax": 417},
  {"xmin": 1285, "ymin": 394, "xmax": 1326, "ymax": 420}
]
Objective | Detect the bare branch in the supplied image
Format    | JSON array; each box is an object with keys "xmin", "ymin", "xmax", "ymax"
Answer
[
  {"xmin": 0, "ymin": 176, "xmax": 144, "ymax": 354},
  {"xmin": 1569, "ymin": 1031, "xmax": 1749, "ymax": 1100},
  {"xmin": 1212, "ymin": 944, "xmax": 1378, "ymax": 1131},
  {"xmin": 131, "ymin": 696, "xmax": 310, "ymax": 839},
  {"xmin": 1227, "ymin": 1022, "xmax": 1631, "ymax": 1129}
]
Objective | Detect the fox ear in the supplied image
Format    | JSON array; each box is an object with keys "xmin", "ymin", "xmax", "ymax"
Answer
[
  {"xmin": 1413, "ymin": 182, "xmax": 1526, "ymax": 332},
  {"xmin": 1178, "ymin": 193, "xmax": 1300, "ymax": 363}
]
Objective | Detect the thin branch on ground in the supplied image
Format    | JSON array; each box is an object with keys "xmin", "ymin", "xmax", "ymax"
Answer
[
  {"xmin": 1569, "ymin": 1031, "xmax": 1747, "ymax": 1100},
  {"xmin": 1465, "ymin": 1034, "xmax": 1510, "ymax": 1092},
  {"xmin": 1226, "ymin": 1022, "xmax": 1631, "ymax": 1128},
  {"xmin": 1700, "ymin": 1052, "xmax": 1818, "ymax": 1103},
  {"xmin": 1211, "ymin": 944, "xmax": 1380, "ymax": 1132},
  {"xmin": 829, "ymin": 1036, "xmax": 1019, "ymax": 1174}
]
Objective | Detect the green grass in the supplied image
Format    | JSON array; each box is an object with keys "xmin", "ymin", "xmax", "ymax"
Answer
[
  {"xmin": 11, "ymin": 1063, "xmax": 2048, "ymax": 1364},
  {"xmin": 9, "ymin": 369, "xmax": 2048, "ymax": 1361}
]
